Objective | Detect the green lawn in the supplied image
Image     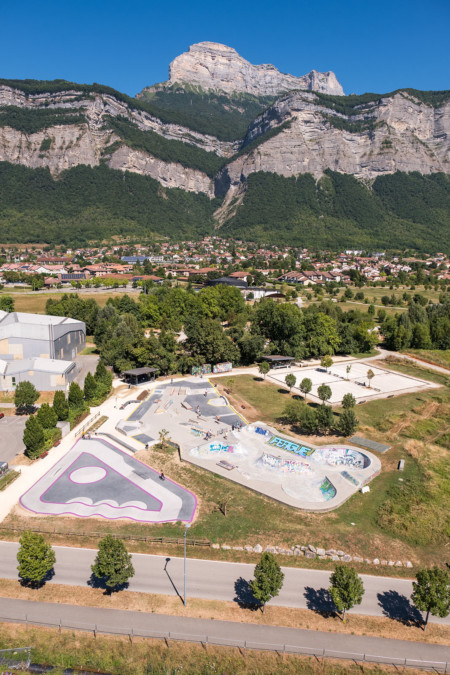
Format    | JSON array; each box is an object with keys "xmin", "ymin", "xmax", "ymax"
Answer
[{"xmin": 404, "ymin": 349, "xmax": 450, "ymax": 370}]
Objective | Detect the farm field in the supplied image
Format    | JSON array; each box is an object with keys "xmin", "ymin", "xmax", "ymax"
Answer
[{"xmin": 4, "ymin": 290, "xmax": 141, "ymax": 314}]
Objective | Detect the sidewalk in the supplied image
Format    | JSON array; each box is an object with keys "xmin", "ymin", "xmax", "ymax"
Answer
[{"xmin": 1, "ymin": 597, "xmax": 449, "ymax": 669}]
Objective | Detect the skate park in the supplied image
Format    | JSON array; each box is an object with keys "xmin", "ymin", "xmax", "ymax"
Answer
[
  {"xmin": 20, "ymin": 437, "xmax": 197, "ymax": 523},
  {"xmin": 185, "ymin": 422, "xmax": 381, "ymax": 511},
  {"xmin": 267, "ymin": 360, "xmax": 436, "ymax": 404}
]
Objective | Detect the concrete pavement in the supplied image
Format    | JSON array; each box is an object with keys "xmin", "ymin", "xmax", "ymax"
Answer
[
  {"xmin": 0, "ymin": 597, "xmax": 449, "ymax": 667},
  {"xmin": 0, "ymin": 542, "xmax": 448, "ymax": 625}
]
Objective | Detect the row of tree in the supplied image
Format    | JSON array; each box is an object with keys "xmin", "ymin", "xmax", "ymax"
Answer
[{"xmin": 17, "ymin": 532, "xmax": 449, "ymax": 630}]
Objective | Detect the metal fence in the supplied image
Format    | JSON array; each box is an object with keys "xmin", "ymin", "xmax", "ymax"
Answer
[{"xmin": 1, "ymin": 614, "xmax": 448, "ymax": 672}]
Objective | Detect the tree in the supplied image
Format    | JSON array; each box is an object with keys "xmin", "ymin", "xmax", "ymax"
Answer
[
  {"xmin": 411, "ymin": 567, "xmax": 450, "ymax": 631},
  {"xmin": 91, "ymin": 535, "xmax": 135, "ymax": 593},
  {"xmin": 258, "ymin": 361, "xmax": 270, "ymax": 379},
  {"xmin": 68, "ymin": 381, "xmax": 84, "ymax": 408},
  {"xmin": 285, "ymin": 373, "xmax": 296, "ymax": 392},
  {"xmin": 317, "ymin": 384, "xmax": 332, "ymax": 404},
  {"xmin": 337, "ymin": 408, "xmax": 358, "ymax": 436},
  {"xmin": 299, "ymin": 404, "xmax": 318, "ymax": 434},
  {"xmin": 321, "ymin": 355, "xmax": 333, "ymax": 372},
  {"xmin": 53, "ymin": 390, "xmax": 69, "ymax": 421},
  {"xmin": 281, "ymin": 399, "xmax": 304, "ymax": 425},
  {"xmin": 342, "ymin": 393, "xmax": 356, "ymax": 409},
  {"xmin": 14, "ymin": 381, "xmax": 39, "ymax": 411},
  {"xmin": 329, "ymin": 564, "xmax": 365, "ymax": 622},
  {"xmin": 299, "ymin": 377, "xmax": 312, "ymax": 400},
  {"xmin": 159, "ymin": 428, "xmax": 170, "ymax": 451},
  {"xmin": 250, "ymin": 552, "xmax": 284, "ymax": 613},
  {"xmin": 367, "ymin": 369, "xmax": 375, "ymax": 388},
  {"xmin": 0, "ymin": 295, "xmax": 14, "ymax": 312},
  {"xmin": 84, "ymin": 372, "xmax": 97, "ymax": 401},
  {"xmin": 346, "ymin": 364, "xmax": 352, "ymax": 380},
  {"xmin": 316, "ymin": 404, "xmax": 334, "ymax": 433},
  {"xmin": 36, "ymin": 403, "xmax": 58, "ymax": 429},
  {"xmin": 17, "ymin": 531, "xmax": 55, "ymax": 588},
  {"xmin": 23, "ymin": 415, "xmax": 45, "ymax": 459}
]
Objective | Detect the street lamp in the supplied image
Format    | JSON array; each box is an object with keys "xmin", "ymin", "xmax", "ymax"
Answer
[{"xmin": 183, "ymin": 522, "xmax": 191, "ymax": 607}]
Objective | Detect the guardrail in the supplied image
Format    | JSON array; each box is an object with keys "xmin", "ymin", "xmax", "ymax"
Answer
[
  {"xmin": 0, "ymin": 524, "xmax": 210, "ymax": 547},
  {"xmin": 0, "ymin": 614, "xmax": 447, "ymax": 672},
  {"xmin": 74, "ymin": 411, "xmax": 101, "ymax": 437}
]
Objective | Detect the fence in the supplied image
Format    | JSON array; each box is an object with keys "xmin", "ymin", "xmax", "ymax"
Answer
[
  {"xmin": 0, "ymin": 524, "xmax": 210, "ymax": 547},
  {"xmin": 0, "ymin": 614, "xmax": 448, "ymax": 672},
  {"xmin": 74, "ymin": 411, "xmax": 101, "ymax": 438}
]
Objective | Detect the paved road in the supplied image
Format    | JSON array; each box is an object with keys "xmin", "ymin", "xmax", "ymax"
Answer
[
  {"xmin": 0, "ymin": 597, "xmax": 449, "ymax": 667},
  {"xmin": 1, "ymin": 542, "xmax": 448, "ymax": 625},
  {"xmin": 0, "ymin": 416, "xmax": 26, "ymax": 463}
]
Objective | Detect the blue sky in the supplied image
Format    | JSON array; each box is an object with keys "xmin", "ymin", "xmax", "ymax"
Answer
[{"xmin": 2, "ymin": 0, "xmax": 449, "ymax": 96}]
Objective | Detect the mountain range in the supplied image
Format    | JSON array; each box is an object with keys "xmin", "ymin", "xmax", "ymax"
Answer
[{"xmin": 0, "ymin": 42, "xmax": 449, "ymax": 250}]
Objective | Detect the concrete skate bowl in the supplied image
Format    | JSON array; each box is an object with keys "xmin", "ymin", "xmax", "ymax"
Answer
[
  {"xmin": 313, "ymin": 446, "xmax": 371, "ymax": 470},
  {"xmin": 282, "ymin": 474, "xmax": 337, "ymax": 503}
]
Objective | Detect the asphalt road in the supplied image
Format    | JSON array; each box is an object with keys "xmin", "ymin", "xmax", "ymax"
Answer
[
  {"xmin": 0, "ymin": 416, "xmax": 26, "ymax": 463},
  {"xmin": 1, "ymin": 597, "xmax": 449, "ymax": 667},
  {"xmin": 1, "ymin": 541, "xmax": 448, "ymax": 625}
]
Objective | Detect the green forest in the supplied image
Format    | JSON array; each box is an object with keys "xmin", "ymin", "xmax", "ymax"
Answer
[
  {"xmin": 223, "ymin": 171, "xmax": 450, "ymax": 252},
  {"xmin": 0, "ymin": 106, "xmax": 86, "ymax": 134},
  {"xmin": 0, "ymin": 162, "xmax": 216, "ymax": 245}
]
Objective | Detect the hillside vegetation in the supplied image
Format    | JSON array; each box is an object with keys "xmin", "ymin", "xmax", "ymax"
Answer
[{"xmin": 223, "ymin": 170, "xmax": 450, "ymax": 251}]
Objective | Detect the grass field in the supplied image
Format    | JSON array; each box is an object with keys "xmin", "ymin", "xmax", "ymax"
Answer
[
  {"xmin": 0, "ymin": 578, "xmax": 447, "ymax": 645},
  {"xmin": 404, "ymin": 349, "xmax": 450, "ymax": 370},
  {"xmin": 8, "ymin": 290, "xmax": 141, "ymax": 314},
  {"xmin": 0, "ymin": 623, "xmax": 424, "ymax": 675}
]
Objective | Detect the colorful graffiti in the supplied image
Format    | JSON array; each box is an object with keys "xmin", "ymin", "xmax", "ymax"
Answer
[
  {"xmin": 268, "ymin": 435, "xmax": 315, "ymax": 457},
  {"xmin": 258, "ymin": 453, "xmax": 310, "ymax": 474},
  {"xmin": 319, "ymin": 477, "xmax": 336, "ymax": 500},
  {"xmin": 212, "ymin": 362, "xmax": 232, "ymax": 374},
  {"xmin": 192, "ymin": 364, "xmax": 212, "ymax": 376}
]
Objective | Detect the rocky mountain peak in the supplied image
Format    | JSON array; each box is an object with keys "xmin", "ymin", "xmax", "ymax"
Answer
[{"xmin": 169, "ymin": 41, "xmax": 344, "ymax": 97}]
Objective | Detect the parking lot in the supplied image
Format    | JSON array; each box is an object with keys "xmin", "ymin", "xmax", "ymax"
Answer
[{"xmin": 0, "ymin": 415, "xmax": 26, "ymax": 464}]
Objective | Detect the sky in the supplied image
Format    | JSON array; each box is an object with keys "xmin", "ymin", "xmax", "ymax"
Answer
[{"xmin": 2, "ymin": 0, "xmax": 449, "ymax": 97}]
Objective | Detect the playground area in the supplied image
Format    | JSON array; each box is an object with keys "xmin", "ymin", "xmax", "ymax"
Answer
[
  {"xmin": 19, "ymin": 437, "xmax": 197, "ymax": 523},
  {"xmin": 186, "ymin": 422, "xmax": 381, "ymax": 511},
  {"xmin": 268, "ymin": 360, "xmax": 436, "ymax": 404}
]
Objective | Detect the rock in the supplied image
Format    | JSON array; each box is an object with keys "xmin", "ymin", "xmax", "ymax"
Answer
[
  {"xmin": 325, "ymin": 549, "xmax": 337, "ymax": 556},
  {"xmin": 285, "ymin": 550, "xmax": 294, "ymax": 556},
  {"xmin": 294, "ymin": 549, "xmax": 304, "ymax": 557},
  {"xmin": 301, "ymin": 546, "xmax": 308, "ymax": 551},
  {"xmin": 406, "ymin": 561, "xmax": 413, "ymax": 568},
  {"xmin": 364, "ymin": 559, "xmax": 371, "ymax": 565},
  {"xmin": 381, "ymin": 560, "xmax": 388, "ymax": 566},
  {"xmin": 331, "ymin": 555, "xmax": 340, "ymax": 561},
  {"xmin": 318, "ymin": 555, "xmax": 327, "ymax": 560},
  {"xmin": 395, "ymin": 561, "xmax": 403, "ymax": 567},
  {"xmin": 244, "ymin": 546, "xmax": 253, "ymax": 552},
  {"xmin": 373, "ymin": 558, "xmax": 380, "ymax": 565},
  {"xmin": 316, "ymin": 548, "xmax": 326, "ymax": 556},
  {"xmin": 342, "ymin": 555, "xmax": 352, "ymax": 562},
  {"xmin": 253, "ymin": 544, "xmax": 263, "ymax": 553},
  {"xmin": 308, "ymin": 545, "xmax": 317, "ymax": 553},
  {"xmin": 388, "ymin": 560, "xmax": 395, "ymax": 566},
  {"xmin": 233, "ymin": 546, "xmax": 244, "ymax": 551},
  {"xmin": 221, "ymin": 545, "xmax": 231, "ymax": 550},
  {"xmin": 166, "ymin": 42, "xmax": 344, "ymax": 97},
  {"xmin": 305, "ymin": 550, "xmax": 316, "ymax": 559},
  {"xmin": 264, "ymin": 546, "xmax": 276, "ymax": 553},
  {"xmin": 212, "ymin": 543, "xmax": 220, "ymax": 549},
  {"xmin": 352, "ymin": 556, "xmax": 363, "ymax": 563},
  {"xmin": 336, "ymin": 551, "xmax": 344, "ymax": 557}
]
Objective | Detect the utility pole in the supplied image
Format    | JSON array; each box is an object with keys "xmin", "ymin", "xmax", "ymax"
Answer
[{"xmin": 184, "ymin": 522, "xmax": 191, "ymax": 607}]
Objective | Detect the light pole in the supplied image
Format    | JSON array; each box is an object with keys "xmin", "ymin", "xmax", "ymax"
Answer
[{"xmin": 183, "ymin": 522, "xmax": 191, "ymax": 607}]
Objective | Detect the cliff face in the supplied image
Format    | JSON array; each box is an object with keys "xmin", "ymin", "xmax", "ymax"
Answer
[
  {"xmin": 215, "ymin": 91, "xmax": 450, "ymax": 199},
  {"xmin": 168, "ymin": 42, "xmax": 344, "ymax": 96}
]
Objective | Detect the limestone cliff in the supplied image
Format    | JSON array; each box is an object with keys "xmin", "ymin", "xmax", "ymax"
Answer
[{"xmin": 168, "ymin": 42, "xmax": 344, "ymax": 96}]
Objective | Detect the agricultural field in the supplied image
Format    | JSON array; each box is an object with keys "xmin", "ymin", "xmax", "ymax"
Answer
[{"xmin": 3, "ymin": 290, "xmax": 141, "ymax": 314}]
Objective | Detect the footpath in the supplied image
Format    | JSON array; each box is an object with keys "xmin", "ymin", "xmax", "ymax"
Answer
[{"xmin": 1, "ymin": 597, "xmax": 449, "ymax": 670}]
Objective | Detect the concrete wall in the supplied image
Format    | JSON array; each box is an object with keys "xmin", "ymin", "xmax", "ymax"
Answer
[
  {"xmin": 0, "ymin": 326, "xmax": 85, "ymax": 361},
  {"xmin": 0, "ymin": 363, "xmax": 77, "ymax": 392}
]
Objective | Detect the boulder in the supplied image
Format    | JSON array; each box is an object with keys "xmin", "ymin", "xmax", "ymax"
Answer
[
  {"xmin": 233, "ymin": 546, "xmax": 244, "ymax": 551},
  {"xmin": 395, "ymin": 561, "xmax": 402, "ymax": 567},
  {"xmin": 294, "ymin": 549, "xmax": 304, "ymax": 557},
  {"xmin": 318, "ymin": 555, "xmax": 327, "ymax": 560},
  {"xmin": 325, "ymin": 549, "xmax": 337, "ymax": 556},
  {"xmin": 253, "ymin": 544, "xmax": 263, "ymax": 553},
  {"xmin": 211, "ymin": 543, "xmax": 220, "ymax": 549},
  {"xmin": 221, "ymin": 545, "xmax": 231, "ymax": 550},
  {"xmin": 373, "ymin": 558, "xmax": 380, "ymax": 565},
  {"xmin": 364, "ymin": 559, "xmax": 371, "ymax": 565},
  {"xmin": 265, "ymin": 546, "xmax": 277, "ymax": 553},
  {"xmin": 244, "ymin": 546, "xmax": 253, "ymax": 552},
  {"xmin": 316, "ymin": 548, "xmax": 326, "ymax": 556},
  {"xmin": 336, "ymin": 550, "xmax": 344, "ymax": 557},
  {"xmin": 342, "ymin": 554, "xmax": 352, "ymax": 562},
  {"xmin": 352, "ymin": 556, "xmax": 363, "ymax": 563},
  {"xmin": 285, "ymin": 550, "xmax": 294, "ymax": 556},
  {"xmin": 308, "ymin": 545, "xmax": 317, "ymax": 553},
  {"xmin": 305, "ymin": 550, "xmax": 316, "ymax": 559},
  {"xmin": 331, "ymin": 555, "xmax": 340, "ymax": 561},
  {"xmin": 381, "ymin": 560, "xmax": 388, "ymax": 566},
  {"xmin": 406, "ymin": 561, "xmax": 413, "ymax": 568},
  {"xmin": 388, "ymin": 560, "xmax": 395, "ymax": 566},
  {"xmin": 301, "ymin": 546, "xmax": 308, "ymax": 551}
]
